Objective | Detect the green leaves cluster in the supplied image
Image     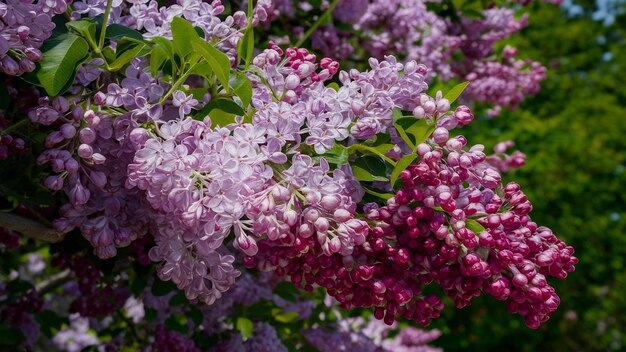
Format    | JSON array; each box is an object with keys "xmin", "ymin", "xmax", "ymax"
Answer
[{"xmin": 26, "ymin": 15, "xmax": 255, "ymax": 126}]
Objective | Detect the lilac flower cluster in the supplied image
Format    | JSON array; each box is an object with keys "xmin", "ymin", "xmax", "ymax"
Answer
[
  {"xmin": 364, "ymin": 130, "xmax": 577, "ymax": 328},
  {"xmin": 52, "ymin": 314, "xmax": 99, "ymax": 352},
  {"xmin": 33, "ymin": 90, "xmax": 152, "ymax": 259},
  {"xmin": 267, "ymin": 0, "xmax": 548, "ymax": 113},
  {"xmin": 0, "ymin": 111, "xmax": 25, "ymax": 159},
  {"xmin": 69, "ymin": 0, "xmax": 269, "ymax": 64},
  {"xmin": 486, "ymin": 140, "xmax": 527, "ymax": 173},
  {"xmin": 303, "ymin": 314, "xmax": 442, "ymax": 352},
  {"xmin": 0, "ymin": 0, "xmax": 68, "ymax": 75}
]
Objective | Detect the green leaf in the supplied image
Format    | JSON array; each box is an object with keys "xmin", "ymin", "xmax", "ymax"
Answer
[
  {"xmin": 236, "ymin": 317, "xmax": 254, "ymax": 340},
  {"xmin": 165, "ymin": 315, "xmax": 188, "ymax": 334},
  {"xmin": 110, "ymin": 42, "xmax": 146, "ymax": 71},
  {"xmin": 347, "ymin": 144, "xmax": 396, "ymax": 166},
  {"xmin": 443, "ymin": 81, "xmax": 470, "ymax": 104},
  {"xmin": 66, "ymin": 20, "xmax": 96, "ymax": 44},
  {"xmin": 189, "ymin": 307, "xmax": 204, "ymax": 326},
  {"xmin": 351, "ymin": 156, "xmax": 389, "ymax": 182},
  {"xmin": 35, "ymin": 33, "xmax": 89, "ymax": 96},
  {"xmin": 151, "ymin": 36, "xmax": 177, "ymax": 73},
  {"xmin": 169, "ymin": 292, "xmax": 187, "ymax": 306},
  {"xmin": 395, "ymin": 117, "xmax": 436, "ymax": 146},
  {"xmin": 0, "ymin": 324, "xmax": 24, "ymax": 346},
  {"xmin": 466, "ymin": 219, "xmax": 486, "ymax": 234},
  {"xmin": 319, "ymin": 143, "xmax": 350, "ymax": 165},
  {"xmin": 231, "ymin": 72, "xmax": 253, "ymax": 107},
  {"xmin": 237, "ymin": 26, "xmax": 254, "ymax": 69},
  {"xmin": 105, "ymin": 24, "xmax": 144, "ymax": 41},
  {"xmin": 351, "ymin": 164, "xmax": 389, "ymax": 182},
  {"xmin": 363, "ymin": 187, "xmax": 394, "ymax": 200},
  {"xmin": 130, "ymin": 272, "xmax": 149, "ymax": 297},
  {"xmin": 393, "ymin": 108, "xmax": 416, "ymax": 150},
  {"xmin": 150, "ymin": 46, "xmax": 168, "ymax": 76},
  {"xmin": 207, "ymin": 98, "xmax": 245, "ymax": 116},
  {"xmin": 196, "ymin": 98, "xmax": 244, "ymax": 126},
  {"xmin": 192, "ymin": 38, "xmax": 232, "ymax": 91},
  {"xmin": 151, "ymin": 278, "xmax": 177, "ymax": 296},
  {"xmin": 151, "ymin": 36, "xmax": 175, "ymax": 56},
  {"xmin": 171, "ymin": 17, "xmax": 200, "ymax": 59},
  {"xmin": 35, "ymin": 310, "xmax": 65, "ymax": 338},
  {"xmin": 273, "ymin": 310, "xmax": 300, "ymax": 323},
  {"xmin": 189, "ymin": 62, "xmax": 213, "ymax": 78},
  {"xmin": 390, "ymin": 153, "xmax": 418, "ymax": 189},
  {"xmin": 327, "ymin": 82, "xmax": 340, "ymax": 91}
]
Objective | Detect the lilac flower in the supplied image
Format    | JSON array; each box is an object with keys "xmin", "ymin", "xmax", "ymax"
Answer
[{"xmin": 172, "ymin": 91, "xmax": 199, "ymax": 118}]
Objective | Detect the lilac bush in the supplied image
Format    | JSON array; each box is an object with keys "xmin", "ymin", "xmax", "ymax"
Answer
[{"xmin": 0, "ymin": 0, "xmax": 576, "ymax": 350}]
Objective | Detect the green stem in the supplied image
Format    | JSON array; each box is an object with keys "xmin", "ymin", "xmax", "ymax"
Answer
[
  {"xmin": 159, "ymin": 61, "xmax": 201, "ymax": 105},
  {"xmin": 295, "ymin": 0, "xmax": 338, "ymax": 47},
  {"xmin": 0, "ymin": 119, "xmax": 28, "ymax": 136},
  {"xmin": 97, "ymin": 0, "xmax": 114, "ymax": 53}
]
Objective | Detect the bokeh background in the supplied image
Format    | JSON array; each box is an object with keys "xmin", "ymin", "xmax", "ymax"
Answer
[{"xmin": 429, "ymin": 0, "xmax": 626, "ymax": 350}]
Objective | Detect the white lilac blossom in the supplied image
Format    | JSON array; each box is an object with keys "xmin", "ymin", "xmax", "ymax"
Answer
[{"xmin": 52, "ymin": 314, "xmax": 100, "ymax": 352}]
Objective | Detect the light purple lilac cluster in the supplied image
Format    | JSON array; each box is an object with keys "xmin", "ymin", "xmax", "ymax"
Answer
[
  {"xmin": 267, "ymin": 0, "xmax": 548, "ymax": 114},
  {"xmin": 69, "ymin": 0, "xmax": 270, "ymax": 64},
  {"xmin": 303, "ymin": 314, "xmax": 442, "ymax": 352},
  {"xmin": 52, "ymin": 314, "xmax": 100, "ymax": 352},
  {"xmin": 31, "ymin": 89, "xmax": 152, "ymax": 259},
  {"xmin": 0, "ymin": 0, "xmax": 69, "ymax": 75}
]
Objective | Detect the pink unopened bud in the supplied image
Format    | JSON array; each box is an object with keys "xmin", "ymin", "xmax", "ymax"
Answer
[{"xmin": 333, "ymin": 209, "xmax": 352, "ymax": 222}]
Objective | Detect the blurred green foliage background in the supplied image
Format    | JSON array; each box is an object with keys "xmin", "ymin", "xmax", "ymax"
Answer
[{"xmin": 430, "ymin": 1, "xmax": 626, "ymax": 350}]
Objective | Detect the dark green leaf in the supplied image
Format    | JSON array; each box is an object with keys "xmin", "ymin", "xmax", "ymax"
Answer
[
  {"xmin": 171, "ymin": 17, "xmax": 200, "ymax": 59},
  {"xmin": 169, "ymin": 292, "xmax": 187, "ymax": 306},
  {"xmin": 52, "ymin": 15, "xmax": 69, "ymax": 36},
  {"xmin": 352, "ymin": 156, "xmax": 389, "ymax": 182},
  {"xmin": 144, "ymin": 308, "xmax": 157, "ymax": 321},
  {"xmin": 35, "ymin": 33, "xmax": 89, "ymax": 96},
  {"xmin": 189, "ymin": 307, "xmax": 203, "ymax": 326},
  {"xmin": 192, "ymin": 38, "xmax": 232, "ymax": 91},
  {"xmin": 206, "ymin": 98, "xmax": 245, "ymax": 116},
  {"xmin": 130, "ymin": 273, "xmax": 149, "ymax": 297},
  {"xmin": 35, "ymin": 310, "xmax": 65, "ymax": 338},
  {"xmin": 443, "ymin": 81, "xmax": 470, "ymax": 103},
  {"xmin": 0, "ymin": 324, "xmax": 24, "ymax": 346},
  {"xmin": 236, "ymin": 317, "xmax": 254, "ymax": 340},
  {"xmin": 390, "ymin": 153, "xmax": 418, "ymax": 189},
  {"xmin": 105, "ymin": 24, "xmax": 144, "ymax": 41},
  {"xmin": 165, "ymin": 315, "xmax": 188, "ymax": 334},
  {"xmin": 347, "ymin": 144, "xmax": 396, "ymax": 165},
  {"xmin": 151, "ymin": 278, "xmax": 177, "ymax": 296},
  {"xmin": 231, "ymin": 72, "xmax": 253, "ymax": 107}
]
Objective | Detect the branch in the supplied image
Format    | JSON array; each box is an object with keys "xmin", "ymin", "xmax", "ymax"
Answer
[
  {"xmin": 36, "ymin": 268, "xmax": 72, "ymax": 295},
  {"xmin": 0, "ymin": 212, "xmax": 65, "ymax": 243}
]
